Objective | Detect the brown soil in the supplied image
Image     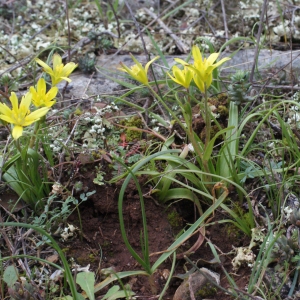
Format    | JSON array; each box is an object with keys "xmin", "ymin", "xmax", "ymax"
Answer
[
  {"xmin": 0, "ymin": 163, "xmax": 253, "ymax": 299},
  {"xmin": 63, "ymin": 167, "xmax": 252, "ymax": 300}
]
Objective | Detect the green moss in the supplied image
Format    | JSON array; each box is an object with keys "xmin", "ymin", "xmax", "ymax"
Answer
[
  {"xmin": 102, "ymin": 240, "xmax": 110, "ymax": 248},
  {"xmin": 196, "ymin": 282, "xmax": 217, "ymax": 297},
  {"xmin": 120, "ymin": 116, "xmax": 143, "ymax": 141},
  {"xmin": 88, "ymin": 254, "xmax": 96, "ymax": 262},
  {"xmin": 224, "ymin": 223, "xmax": 242, "ymax": 240},
  {"xmin": 217, "ymin": 105, "xmax": 229, "ymax": 117},
  {"xmin": 208, "ymin": 92, "xmax": 228, "ymax": 107},
  {"xmin": 167, "ymin": 210, "xmax": 183, "ymax": 228}
]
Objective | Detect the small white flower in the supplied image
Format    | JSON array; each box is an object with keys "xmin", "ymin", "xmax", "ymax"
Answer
[
  {"xmin": 72, "ymin": 264, "xmax": 90, "ymax": 272},
  {"xmin": 188, "ymin": 143, "xmax": 194, "ymax": 152}
]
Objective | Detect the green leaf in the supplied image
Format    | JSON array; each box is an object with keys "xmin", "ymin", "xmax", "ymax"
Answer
[
  {"xmin": 102, "ymin": 286, "xmax": 119, "ymax": 300},
  {"xmin": 76, "ymin": 272, "xmax": 95, "ymax": 300},
  {"xmin": 94, "ymin": 270, "xmax": 147, "ymax": 293},
  {"xmin": 3, "ymin": 265, "xmax": 18, "ymax": 287},
  {"xmin": 102, "ymin": 285, "xmax": 135, "ymax": 300},
  {"xmin": 203, "ymin": 126, "xmax": 234, "ymax": 161}
]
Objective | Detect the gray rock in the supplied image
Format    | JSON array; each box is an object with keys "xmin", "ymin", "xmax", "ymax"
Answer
[
  {"xmin": 62, "ymin": 49, "xmax": 300, "ymax": 102},
  {"xmin": 173, "ymin": 268, "xmax": 220, "ymax": 300}
]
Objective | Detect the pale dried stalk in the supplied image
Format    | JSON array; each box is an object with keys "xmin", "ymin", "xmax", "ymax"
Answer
[{"xmin": 143, "ymin": 7, "xmax": 189, "ymax": 53}]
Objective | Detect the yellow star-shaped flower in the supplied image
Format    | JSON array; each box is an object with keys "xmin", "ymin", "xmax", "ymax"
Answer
[
  {"xmin": 0, "ymin": 92, "xmax": 49, "ymax": 140},
  {"xmin": 167, "ymin": 60, "xmax": 194, "ymax": 89},
  {"xmin": 30, "ymin": 78, "xmax": 58, "ymax": 108},
  {"xmin": 35, "ymin": 54, "xmax": 77, "ymax": 86},
  {"xmin": 189, "ymin": 46, "xmax": 231, "ymax": 92},
  {"xmin": 118, "ymin": 54, "xmax": 159, "ymax": 86}
]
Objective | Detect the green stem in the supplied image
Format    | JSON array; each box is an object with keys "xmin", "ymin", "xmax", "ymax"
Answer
[
  {"xmin": 203, "ymin": 85, "xmax": 212, "ymax": 189},
  {"xmin": 147, "ymin": 85, "xmax": 185, "ymax": 129},
  {"xmin": 204, "ymin": 85, "xmax": 211, "ymax": 149},
  {"xmin": 29, "ymin": 115, "xmax": 46, "ymax": 149},
  {"xmin": 29, "ymin": 121, "xmax": 40, "ymax": 149},
  {"xmin": 14, "ymin": 139, "xmax": 22, "ymax": 154}
]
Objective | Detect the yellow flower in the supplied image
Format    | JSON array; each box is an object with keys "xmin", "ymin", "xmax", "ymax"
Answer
[
  {"xmin": 35, "ymin": 54, "xmax": 77, "ymax": 86},
  {"xmin": 30, "ymin": 78, "xmax": 58, "ymax": 108},
  {"xmin": 167, "ymin": 60, "xmax": 194, "ymax": 89},
  {"xmin": 118, "ymin": 54, "xmax": 159, "ymax": 86},
  {"xmin": 0, "ymin": 92, "xmax": 49, "ymax": 140},
  {"xmin": 189, "ymin": 45, "xmax": 230, "ymax": 92}
]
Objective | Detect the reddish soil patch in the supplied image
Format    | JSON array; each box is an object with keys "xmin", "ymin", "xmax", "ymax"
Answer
[
  {"xmin": 0, "ymin": 166, "xmax": 252, "ymax": 299},
  {"xmin": 64, "ymin": 168, "xmax": 252, "ymax": 299}
]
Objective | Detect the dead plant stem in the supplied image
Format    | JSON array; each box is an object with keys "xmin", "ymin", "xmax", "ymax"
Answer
[{"xmin": 249, "ymin": 0, "xmax": 269, "ymax": 83}]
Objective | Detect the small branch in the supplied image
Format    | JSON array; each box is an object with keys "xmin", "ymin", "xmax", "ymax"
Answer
[
  {"xmin": 249, "ymin": 0, "xmax": 269, "ymax": 83},
  {"xmin": 107, "ymin": 1, "xmax": 121, "ymax": 38},
  {"xmin": 143, "ymin": 7, "xmax": 189, "ymax": 53},
  {"xmin": 220, "ymin": 0, "xmax": 229, "ymax": 45}
]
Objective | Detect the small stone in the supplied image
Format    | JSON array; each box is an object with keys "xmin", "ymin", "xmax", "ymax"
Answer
[{"xmin": 173, "ymin": 268, "xmax": 220, "ymax": 300}]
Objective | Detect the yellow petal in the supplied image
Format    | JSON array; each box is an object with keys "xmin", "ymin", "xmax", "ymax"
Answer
[
  {"xmin": 47, "ymin": 86, "xmax": 58, "ymax": 100},
  {"xmin": 193, "ymin": 74, "xmax": 205, "ymax": 92},
  {"xmin": 213, "ymin": 56, "xmax": 231, "ymax": 68},
  {"xmin": 172, "ymin": 66, "xmax": 185, "ymax": 83},
  {"xmin": 53, "ymin": 54, "xmax": 62, "ymax": 70},
  {"xmin": 62, "ymin": 62, "xmax": 77, "ymax": 77},
  {"xmin": 37, "ymin": 78, "xmax": 46, "ymax": 93},
  {"xmin": 205, "ymin": 73, "xmax": 213, "ymax": 87},
  {"xmin": 192, "ymin": 45, "xmax": 202, "ymax": 62},
  {"xmin": 30, "ymin": 86, "xmax": 38, "ymax": 98},
  {"xmin": 12, "ymin": 125, "xmax": 23, "ymax": 140},
  {"xmin": 19, "ymin": 92, "xmax": 32, "ymax": 112},
  {"xmin": 0, "ymin": 114, "xmax": 15, "ymax": 124},
  {"xmin": 174, "ymin": 58, "xmax": 189, "ymax": 66},
  {"xmin": 59, "ymin": 76, "xmax": 72, "ymax": 83},
  {"xmin": 24, "ymin": 107, "xmax": 49, "ymax": 125},
  {"xmin": 119, "ymin": 63, "xmax": 134, "ymax": 75},
  {"xmin": 35, "ymin": 58, "xmax": 53, "ymax": 74},
  {"xmin": 130, "ymin": 54, "xmax": 144, "ymax": 70},
  {"xmin": 207, "ymin": 53, "xmax": 220, "ymax": 65},
  {"xmin": 9, "ymin": 92, "xmax": 18, "ymax": 112},
  {"xmin": 167, "ymin": 72, "xmax": 182, "ymax": 86},
  {"xmin": 144, "ymin": 56, "xmax": 159, "ymax": 76},
  {"xmin": 185, "ymin": 67, "xmax": 194, "ymax": 84},
  {"xmin": 0, "ymin": 102, "xmax": 12, "ymax": 117}
]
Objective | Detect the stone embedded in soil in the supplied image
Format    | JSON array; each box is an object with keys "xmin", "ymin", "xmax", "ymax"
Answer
[
  {"xmin": 60, "ymin": 49, "xmax": 300, "ymax": 103},
  {"xmin": 173, "ymin": 268, "xmax": 220, "ymax": 300}
]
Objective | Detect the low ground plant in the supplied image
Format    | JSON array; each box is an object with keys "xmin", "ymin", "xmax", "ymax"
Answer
[{"xmin": 3, "ymin": 2, "xmax": 300, "ymax": 298}]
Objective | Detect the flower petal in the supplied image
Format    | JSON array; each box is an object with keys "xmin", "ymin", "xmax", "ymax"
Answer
[
  {"xmin": 53, "ymin": 54, "xmax": 62, "ymax": 70},
  {"xmin": 46, "ymin": 86, "xmax": 58, "ymax": 100},
  {"xmin": 192, "ymin": 45, "xmax": 202, "ymax": 62},
  {"xmin": 213, "ymin": 57, "xmax": 231, "ymax": 68},
  {"xmin": 174, "ymin": 58, "xmax": 189, "ymax": 66},
  {"xmin": 130, "ymin": 54, "xmax": 144, "ymax": 70},
  {"xmin": 193, "ymin": 74, "xmax": 205, "ymax": 92},
  {"xmin": 59, "ymin": 76, "xmax": 72, "ymax": 83},
  {"xmin": 12, "ymin": 125, "xmax": 23, "ymax": 140},
  {"xmin": 144, "ymin": 56, "xmax": 159, "ymax": 75},
  {"xmin": 37, "ymin": 78, "xmax": 46, "ymax": 93},
  {"xmin": 0, "ymin": 103, "xmax": 12, "ymax": 117},
  {"xmin": 35, "ymin": 58, "xmax": 53, "ymax": 74},
  {"xmin": 24, "ymin": 107, "xmax": 49, "ymax": 125},
  {"xmin": 172, "ymin": 66, "xmax": 186, "ymax": 83},
  {"xmin": 19, "ymin": 92, "xmax": 32, "ymax": 112},
  {"xmin": 62, "ymin": 62, "xmax": 77, "ymax": 77},
  {"xmin": 207, "ymin": 53, "xmax": 220, "ymax": 65},
  {"xmin": 0, "ymin": 114, "xmax": 15, "ymax": 124},
  {"xmin": 9, "ymin": 92, "xmax": 18, "ymax": 112}
]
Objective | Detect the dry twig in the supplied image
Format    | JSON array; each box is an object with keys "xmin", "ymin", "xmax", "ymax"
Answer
[{"xmin": 143, "ymin": 7, "xmax": 189, "ymax": 54}]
